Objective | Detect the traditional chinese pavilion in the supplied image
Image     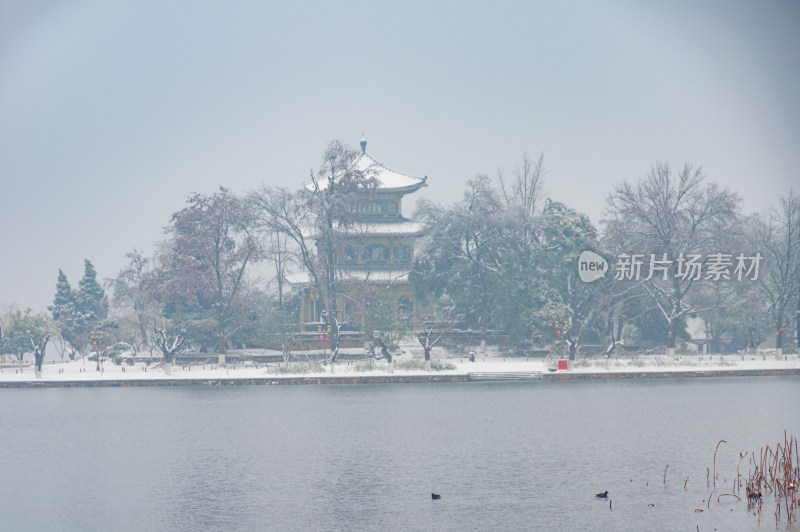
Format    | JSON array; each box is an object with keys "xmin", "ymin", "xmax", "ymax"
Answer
[{"xmin": 295, "ymin": 137, "xmax": 428, "ymax": 330}]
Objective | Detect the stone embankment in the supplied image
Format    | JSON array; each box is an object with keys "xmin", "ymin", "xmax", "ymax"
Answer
[
  {"xmin": 2, "ymin": 367, "xmax": 800, "ymax": 388},
  {"xmin": 0, "ymin": 374, "xmax": 469, "ymax": 388},
  {"xmin": 542, "ymin": 368, "xmax": 800, "ymax": 381}
]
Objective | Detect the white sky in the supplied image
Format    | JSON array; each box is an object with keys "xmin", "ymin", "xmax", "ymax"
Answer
[{"xmin": 1, "ymin": 0, "xmax": 798, "ymax": 313}]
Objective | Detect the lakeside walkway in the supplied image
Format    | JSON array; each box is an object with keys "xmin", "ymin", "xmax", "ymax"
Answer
[{"xmin": 1, "ymin": 353, "xmax": 799, "ymax": 388}]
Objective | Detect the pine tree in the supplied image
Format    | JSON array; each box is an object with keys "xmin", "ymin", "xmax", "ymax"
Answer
[
  {"xmin": 49, "ymin": 269, "xmax": 81, "ymax": 356},
  {"xmin": 74, "ymin": 260, "xmax": 110, "ymax": 368},
  {"xmin": 50, "ymin": 269, "xmax": 74, "ymax": 322},
  {"xmin": 76, "ymin": 259, "xmax": 109, "ymax": 328}
]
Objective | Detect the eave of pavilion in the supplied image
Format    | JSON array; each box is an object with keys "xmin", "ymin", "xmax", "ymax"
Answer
[
  {"xmin": 300, "ymin": 219, "xmax": 426, "ymax": 240},
  {"xmin": 304, "ymin": 138, "xmax": 427, "ymax": 195},
  {"xmin": 332, "ymin": 219, "xmax": 426, "ymax": 238},
  {"xmin": 285, "ymin": 269, "xmax": 412, "ymax": 286}
]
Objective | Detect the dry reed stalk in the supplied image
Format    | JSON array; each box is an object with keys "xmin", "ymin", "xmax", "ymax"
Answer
[
  {"xmin": 736, "ymin": 453, "xmax": 745, "ymax": 494},
  {"xmin": 713, "ymin": 439, "xmax": 726, "ymax": 487},
  {"xmin": 740, "ymin": 433, "xmax": 800, "ymax": 525}
]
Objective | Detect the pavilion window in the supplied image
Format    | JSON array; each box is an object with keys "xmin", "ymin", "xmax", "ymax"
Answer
[
  {"xmin": 393, "ymin": 246, "xmax": 411, "ymax": 263},
  {"xmin": 357, "ymin": 199, "xmax": 398, "ymax": 215},
  {"xmin": 366, "ymin": 245, "xmax": 388, "ymax": 263},
  {"xmin": 345, "ymin": 245, "xmax": 359, "ymax": 262}
]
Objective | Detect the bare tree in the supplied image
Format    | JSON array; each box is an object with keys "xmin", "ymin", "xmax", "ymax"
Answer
[
  {"xmin": 417, "ymin": 328, "xmax": 447, "ymax": 370},
  {"xmin": 250, "ymin": 140, "xmax": 376, "ymax": 365},
  {"xmin": 31, "ymin": 335, "xmax": 50, "ymax": 379},
  {"xmin": 266, "ymin": 231, "xmax": 291, "ymax": 310},
  {"xmin": 498, "ymin": 152, "xmax": 546, "ymax": 244},
  {"xmin": 155, "ymin": 326, "xmax": 186, "ymax": 376},
  {"xmin": 756, "ymin": 190, "xmax": 800, "ymax": 354},
  {"xmin": 110, "ymin": 249, "xmax": 159, "ymax": 353},
  {"xmin": 497, "ymin": 153, "xmax": 546, "ymax": 244},
  {"xmin": 604, "ymin": 162, "xmax": 740, "ymax": 355}
]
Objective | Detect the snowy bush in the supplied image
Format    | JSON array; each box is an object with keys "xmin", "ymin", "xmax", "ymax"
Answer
[
  {"xmin": 353, "ymin": 361, "xmax": 377, "ymax": 372},
  {"xmin": 395, "ymin": 360, "xmax": 456, "ymax": 371},
  {"xmin": 275, "ymin": 363, "xmax": 322, "ymax": 374}
]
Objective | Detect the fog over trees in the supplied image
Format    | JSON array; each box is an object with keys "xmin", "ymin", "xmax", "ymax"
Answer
[{"xmin": 3, "ymin": 140, "xmax": 798, "ymax": 371}]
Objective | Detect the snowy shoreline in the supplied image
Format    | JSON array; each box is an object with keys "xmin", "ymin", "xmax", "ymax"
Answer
[{"xmin": 1, "ymin": 352, "xmax": 799, "ymax": 387}]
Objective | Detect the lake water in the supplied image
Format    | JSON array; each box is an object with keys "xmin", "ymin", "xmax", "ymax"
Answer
[{"xmin": 1, "ymin": 377, "xmax": 798, "ymax": 531}]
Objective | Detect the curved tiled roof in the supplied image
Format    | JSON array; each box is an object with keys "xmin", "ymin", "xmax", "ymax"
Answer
[
  {"xmin": 353, "ymin": 152, "xmax": 427, "ymax": 193},
  {"xmin": 285, "ymin": 269, "xmax": 411, "ymax": 285},
  {"xmin": 305, "ymin": 144, "xmax": 427, "ymax": 194},
  {"xmin": 286, "ymin": 268, "xmax": 410, "ymax": 285},
  {"xmin": 341, "ymin": 269, "xmax": 411, "ymax": 284},
  {"xmin": 332, "ymin": 220, "xmax": 426, "ymax": 237}
]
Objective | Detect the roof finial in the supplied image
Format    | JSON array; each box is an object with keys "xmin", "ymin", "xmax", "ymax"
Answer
[{"xmin": 360, "ymin": 133, "xmax": 367, "ymax": 154}]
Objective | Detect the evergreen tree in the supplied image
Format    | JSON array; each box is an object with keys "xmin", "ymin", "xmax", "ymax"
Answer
[
  {"xmin": 50, "ymin": 269, "xmax": 74, "ymax": 322},
  {"xmin": 49, "ymin": 269, "xmax": 81, "ymax": 357},
  {"xmin": 75, "ymin": 260, "xmax": 111, "ymax": 368},
  {"xmin": 76, "ymin": 259, "xmax": 109, "ymax": 330}
]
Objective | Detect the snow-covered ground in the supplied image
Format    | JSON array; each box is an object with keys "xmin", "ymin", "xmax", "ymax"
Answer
[{"xmin": 1, "ymin": 348, "xmax": 798, "ymax": 383}]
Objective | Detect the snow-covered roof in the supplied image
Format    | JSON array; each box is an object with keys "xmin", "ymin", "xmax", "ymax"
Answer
[
  {"xmin": 300, "ymin": 220, "xmax": 426, "ymax": 239},
  {"xmin": 351, "ymin": 151, "xmax": 427, "ymax": 193},
  {"xmin": 341, "ymin": 269, "xmax": 411, "ymax": 284},
  {"xmin": 334, "ymin": 220, "xmax": 426, "ymax": 237},
  {"xmin": 305, "ymin": 139, "xmax": 427, "ymax": 194},
  {"xmin": 286, "ymin": 269, "xmax": 411, "ymax": 286}
]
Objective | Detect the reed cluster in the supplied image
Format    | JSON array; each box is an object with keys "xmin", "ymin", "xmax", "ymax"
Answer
[{"xmin": 726, "ymin": 432, "xmax": 799, "ymax": 525}]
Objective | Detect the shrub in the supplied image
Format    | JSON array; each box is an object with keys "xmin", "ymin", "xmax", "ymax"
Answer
[
  {"xmin": 396, "ymin": 359, "xmax": 456, "ymax": 371},
  {"xmin": 275, "ymin": 363, "xmax": 323, "ymax": 374}
]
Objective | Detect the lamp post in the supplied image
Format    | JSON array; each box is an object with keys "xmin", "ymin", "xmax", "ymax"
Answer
[
  {"xmin": 554, "ymin": 322, "xmax": 565, "ymax": 344},
  {"xmin": 318, "ymin": 324, "xmax": 331, "ymax": 356},
  {"xmin": 91, "ymin": 332, "xmax": 104, "ymax": 372},
  {"xmin": 554, "ymin": 322, "xmax": 569, "ymax": 356}
]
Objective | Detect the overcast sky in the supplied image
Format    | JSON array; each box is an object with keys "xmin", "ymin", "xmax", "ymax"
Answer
[{"xmin": 1, "ymin": 0, "xmax": 798, "ymax": 313}]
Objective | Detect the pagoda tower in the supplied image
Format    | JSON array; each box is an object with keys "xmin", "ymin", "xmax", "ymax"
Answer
[{"xmin": 296, "ymin": 137, "xmax": 428, "ymax": 331}]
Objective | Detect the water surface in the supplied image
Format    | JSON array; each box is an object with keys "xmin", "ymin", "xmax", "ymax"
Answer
[{"xmin": 1, "ymin": 377, "xmax": 797, "ymax": 531}]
